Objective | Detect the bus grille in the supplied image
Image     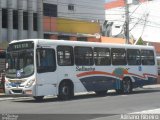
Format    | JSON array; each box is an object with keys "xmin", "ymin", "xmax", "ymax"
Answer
[{"xmin": 12, "ymin": 90, "xmax": 23, "ymax": 94}]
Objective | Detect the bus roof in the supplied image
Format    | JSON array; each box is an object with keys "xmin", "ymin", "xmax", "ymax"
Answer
[{"xmin": 9, "ymin": 39, "xmax": 155, "ymax": 50}]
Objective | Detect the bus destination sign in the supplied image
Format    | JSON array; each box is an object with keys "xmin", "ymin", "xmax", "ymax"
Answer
[{"xmin": 8, "ymin": 42, "xmax": 34, "ymax": 51}]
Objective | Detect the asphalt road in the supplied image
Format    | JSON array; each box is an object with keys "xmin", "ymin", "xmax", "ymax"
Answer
[{"xmin": 0, "ymin": 88, "xmax": 160, "ymax": 120}]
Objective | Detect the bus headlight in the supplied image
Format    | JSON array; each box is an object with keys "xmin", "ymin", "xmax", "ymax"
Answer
[
  {"xmin": 25, "ymin": 79, "xmax": 35, "ymax": 88},
  {"xmin": 5, "ymin": 82, "xmax": 12, "ymax": 88}
]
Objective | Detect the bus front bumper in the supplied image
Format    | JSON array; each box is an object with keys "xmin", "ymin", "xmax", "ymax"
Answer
[{"xmin": 5, "ymin": 87, "xmax": 34, "ymax": 96}]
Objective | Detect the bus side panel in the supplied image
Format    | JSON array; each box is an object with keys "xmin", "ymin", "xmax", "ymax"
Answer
[
  {"xmin": 57, "ymin": 66, "xmax": 88, "ymax": 93},
  {"xmin": 76, "ymin": 66, "xmax": 122, "ymax": 92},
  {"xmin": 131, "ymin": 65, "xmax": 157, "ymax": 88},
  {"xmin": 36, "ymin": 72, "xmax": 58, "ymax": 96},
  {"xmin": 79, "ymin": 76, "xmax": 119, "ymax": 91}
]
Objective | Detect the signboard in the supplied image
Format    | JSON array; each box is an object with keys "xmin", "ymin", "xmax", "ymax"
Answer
[{"xmin": 8, "ymin": 41, "xmax": 34, "ymax": 51}]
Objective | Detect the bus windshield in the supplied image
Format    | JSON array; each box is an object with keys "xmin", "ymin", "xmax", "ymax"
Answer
[
  {"xmin": 6, "ymin": 41, "xmax": 34, "ymax": 78},
  {"xmin": 6, "ymin": 50, "xmax": 34, "ymax": 78}
]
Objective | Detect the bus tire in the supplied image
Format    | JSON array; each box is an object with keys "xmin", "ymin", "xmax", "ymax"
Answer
[
  {"xmin": 34, "ymin": 96, "xmax": 44, "ymax": 101},
  {"xmin": 122, "ymin": 77, "xmax": 132, "ymax": 94},
  {"xmin": 58, "ymin": 81, "xmax": 73, "ymax": 100}
]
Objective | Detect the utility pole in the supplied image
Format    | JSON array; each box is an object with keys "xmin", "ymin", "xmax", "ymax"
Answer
[{"xmin": 124, "ymin": 0, "xmax": 130, "ymax": 44}]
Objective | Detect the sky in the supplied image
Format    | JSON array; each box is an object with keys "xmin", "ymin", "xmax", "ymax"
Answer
[{"xmin": 105, "ymin": 0, "xmax": 160, "ymax": 42}]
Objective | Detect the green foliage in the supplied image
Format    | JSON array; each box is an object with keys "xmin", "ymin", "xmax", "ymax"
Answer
[{"xmin": 136, "ymin": 37, "xmax": 144, "ymax": 45}]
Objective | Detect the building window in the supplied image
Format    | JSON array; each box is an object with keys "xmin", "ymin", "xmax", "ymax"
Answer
[
  {"xmin": 68, "ymin": 4, "xmax": 74, "ymax": 11},
  {"xmin": 58, "ymin": 35, "xmax": 70, "ymax": 40},
  {"xmin": 43, "ymin": 3, "xmax": 57, "ymax": 17},
  {"xmin": 2, "ymin": 9, "xmax": 8, "ymax": 28},
  {"xmin": 23, "ymin": 12, "xmax": 28, "ymax": 30},
  {"xmin": 13, "ymin": 10, "xmax": 18, "ymax": 29},
  {"xmin": 44, "ymin": 34, "xmax": 50, "ymax": 39},
  {"xmin": 77, "ymin": 37, "xmax": 87, "ymax": 41},
  {"xmin": 33, "ymin": 13, "xmax": 37, "ymax": 31}
]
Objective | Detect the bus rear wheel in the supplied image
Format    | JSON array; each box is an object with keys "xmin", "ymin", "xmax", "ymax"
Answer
[{"xmin": 58, "ymin": 81, "xmax": 73, "ymax": 100}]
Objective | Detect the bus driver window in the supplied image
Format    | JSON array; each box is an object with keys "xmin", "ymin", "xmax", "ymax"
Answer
[
  {"xmin": 36, "ymin": 48, "xmax": 56, "ymax": 73},
  {"xmin": 40, "ymin": 50, "xmax": 48, "ymax": 67}
]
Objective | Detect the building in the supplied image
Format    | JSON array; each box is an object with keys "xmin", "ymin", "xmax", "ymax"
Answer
[
  {"xmin": 104, "ymin": 0, "xmax": 160, "ymax": 55},
  {"xmin": 0, "ymin": 0, "xmax": 43, "ymax": 49},
  {"xmin": 0, "ymin": 0, "xmax": 105, "ymax": 49}
]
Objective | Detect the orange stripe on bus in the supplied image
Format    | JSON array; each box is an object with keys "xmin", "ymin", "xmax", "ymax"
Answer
[
  {"xmin": 76, "ymin": 71, "xmax": 158, "ymax": 80},
  {"xmin": 76, "ymin": 71, "xmax": 114, "ymax": 78}
]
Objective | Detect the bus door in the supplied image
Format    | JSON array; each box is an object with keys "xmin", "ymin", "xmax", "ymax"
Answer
[{"xmin": 36, "ymin": 48, "xmax": 57, "ymax": 96}]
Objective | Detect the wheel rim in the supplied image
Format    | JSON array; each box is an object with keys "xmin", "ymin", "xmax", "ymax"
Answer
[{"xmin": 62, "ymin": 86, "xmax": 69, "ymax": 96}]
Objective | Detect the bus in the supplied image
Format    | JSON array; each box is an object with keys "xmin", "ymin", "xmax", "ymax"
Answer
[{"xmin": 5, "ymin": 39, "xmax": 158, "ymax": 101}]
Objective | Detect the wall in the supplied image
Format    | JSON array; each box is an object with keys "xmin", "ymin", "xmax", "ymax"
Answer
[{"xmin": 57, "ymin": 18, "xmax": 100, "ymax": 34}]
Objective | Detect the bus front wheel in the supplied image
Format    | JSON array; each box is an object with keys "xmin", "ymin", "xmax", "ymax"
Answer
[{"xmin": 58, "ymin": 81, "xmax": 73, "ymax": 100}]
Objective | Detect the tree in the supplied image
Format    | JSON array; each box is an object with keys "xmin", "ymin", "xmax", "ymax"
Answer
[{"xmin": 136, "ymin": 37, "xmax": 144, "ymax": 45}]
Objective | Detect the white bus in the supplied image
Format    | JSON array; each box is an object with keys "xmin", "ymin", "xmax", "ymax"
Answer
[{"xmin": 5, "ymin": 39, "xmax": 158, "ymax": 101}]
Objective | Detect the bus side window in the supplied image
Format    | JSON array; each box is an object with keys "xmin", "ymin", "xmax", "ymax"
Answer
[
  {"xmin": 127, "ymin": 49, "xmax": 141, "ymax": 65},
  {"xmin": 57, "ymin": 46, "xmax": 74, "ymax": 66},
  {"xmin": 94, "ymin": 47, "xmax": 110, "ymax": 66},
  {"xmin": 141, "ymin": 50, "xmax": 155, "ymax": 65},
  {"xmin": 111, "ymin": 48, "xmax": 126, "ymax": 65},
  {"xmin": 75, "ymin": 46, "xmax": 93, "ymax": 66}
]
